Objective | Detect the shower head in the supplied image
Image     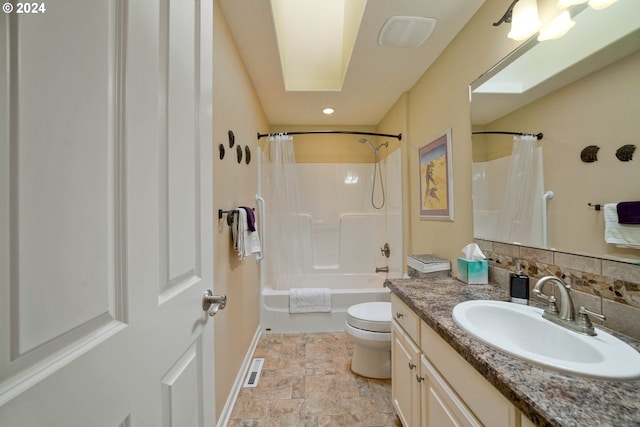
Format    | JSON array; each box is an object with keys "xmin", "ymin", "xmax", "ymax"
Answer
[{"xmin": 359, "ymin": 138, "xmax": 376, "ymax": 153}]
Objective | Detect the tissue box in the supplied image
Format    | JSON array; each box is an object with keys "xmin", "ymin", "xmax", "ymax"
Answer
[{"xmin": 457, "ymin": 258, "xmax": 488, "ymax": 284}]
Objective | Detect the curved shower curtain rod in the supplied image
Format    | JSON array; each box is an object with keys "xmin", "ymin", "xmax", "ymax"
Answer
[
  {"xmin": 256, "ymin": 130, "xmax": 402, "ymax": 140},
  {"xmin": 472, "ymin": 131, "xmax": 544, "ymax": 140}
]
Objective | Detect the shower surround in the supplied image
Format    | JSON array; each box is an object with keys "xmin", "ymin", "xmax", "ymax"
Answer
[{"xmin": 260, "ymin": 149, "xmax": 403, "ymax": 333}]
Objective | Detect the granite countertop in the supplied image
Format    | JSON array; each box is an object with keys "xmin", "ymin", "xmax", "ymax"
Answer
[{"xmin": 385, "ymin": 277, "xmax": 640, "ymax": 427}]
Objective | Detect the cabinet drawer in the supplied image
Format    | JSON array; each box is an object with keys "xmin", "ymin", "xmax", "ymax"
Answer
[{"xmin": 391, "ymin": 294, "xmax": 420, "ymax": 343}]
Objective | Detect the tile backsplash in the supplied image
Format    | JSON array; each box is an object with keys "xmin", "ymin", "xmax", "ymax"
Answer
[{"xmin": 474, "ymin": 239, "xmax": 640, "ymax": 340}]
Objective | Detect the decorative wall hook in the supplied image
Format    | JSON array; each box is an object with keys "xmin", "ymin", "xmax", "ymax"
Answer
[
  {"xmin": 580, "ymin": 145, "xmax": 600, "ymax": 163},
  {"xmin": 228, "ymin": 130, "xmax": 235, "ymax": 148},
  {"xmin": 236, "ymin": 145, "xmax": 243, "ymax": 163},
  {"xmin": 615, "ymin": 144, "xmax": 636, "ymax": 162}
]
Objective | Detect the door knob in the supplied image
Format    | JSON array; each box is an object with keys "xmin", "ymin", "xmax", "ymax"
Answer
[{"xmin": 203, "ymin": 290, "xmax": 227, "ymax": 316}]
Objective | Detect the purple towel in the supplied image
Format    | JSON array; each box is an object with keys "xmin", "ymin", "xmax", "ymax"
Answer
[
  {"xmin": 617, "ymin": 201, "xmax": 640, "ymax": 224},
  {"xmin": 240, "ymin": 206, "xmax": 256, "ymax": 232}
]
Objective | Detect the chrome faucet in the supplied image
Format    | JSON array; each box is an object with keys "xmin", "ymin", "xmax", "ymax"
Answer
[
  {"xmin": 533, "ymin": 276, "xmax": 605, "ymax": 336},
  {"xmin": 375, "ymin": 266, "xmax": 389, "ymax": 273}
]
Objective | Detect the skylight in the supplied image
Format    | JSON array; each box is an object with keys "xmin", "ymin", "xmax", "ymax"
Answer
[{"xmin": 271, "ymin": 0, "xmax": 367, "ymax": 91}]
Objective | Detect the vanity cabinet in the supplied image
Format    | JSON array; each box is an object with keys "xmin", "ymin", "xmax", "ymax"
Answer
[
  {"xmin": 392, "ymin": 323, "xmax": 421, "ymax": 426},
  {"xmin": 391, "ymin": 294, "xmax": 528, "ymax": 427}
]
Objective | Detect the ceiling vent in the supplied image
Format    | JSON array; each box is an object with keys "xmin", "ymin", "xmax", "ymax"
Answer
[{"xmin": 378, "ymin": 16, "xmax": 437, "ymax": 47}]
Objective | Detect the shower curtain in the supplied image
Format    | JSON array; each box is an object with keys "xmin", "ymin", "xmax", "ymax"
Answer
[
  {"xmin": 262, "ymin": 134, "xmax": 307, "ymax": 290},
  {"xmin": 498, "ymin": 135, "xmax": 544, "ymax": 246}
]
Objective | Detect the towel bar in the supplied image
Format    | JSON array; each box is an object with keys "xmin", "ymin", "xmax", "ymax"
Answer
[{"xmin": 218, "ymin": 208, "xmax": 255, "ymax": 226}]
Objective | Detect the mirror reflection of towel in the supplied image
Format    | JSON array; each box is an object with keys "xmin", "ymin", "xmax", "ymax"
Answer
[
  {"xmin": 604, "ymin": 204, "xmax": 640, "ymax": 249},
  {"xmin": 617, "ymin": 201, "xmax": 640, "ymax": 224}
]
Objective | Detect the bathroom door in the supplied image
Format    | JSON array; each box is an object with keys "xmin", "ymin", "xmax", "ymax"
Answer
[{"xmin": 0, "ymin": 0, "xmax": 215, "ymax": 425}]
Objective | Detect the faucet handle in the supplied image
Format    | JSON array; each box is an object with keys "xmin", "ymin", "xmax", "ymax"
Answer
[
  {"xmin": 575, "ymin": 306, "xmax": 605, "ymax": 336},
  {"xmin": 545, "ymin": 295, "xmax": 560, "ymax": 317},
  {"xmin": 579, "ymin": 306, "xmax": 606, "ymax": 322}
]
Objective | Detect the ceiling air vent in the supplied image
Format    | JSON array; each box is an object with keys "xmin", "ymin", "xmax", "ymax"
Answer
[{"xmin": 378, "ymin": 16, "xmax": 437, "ymax": 48}]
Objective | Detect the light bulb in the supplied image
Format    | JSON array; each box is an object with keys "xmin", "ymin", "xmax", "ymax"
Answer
[
  {"xmin": 557, "ymin": 0, "xmax": 587, "ymax": 8},
  {"xmin": 508, "ymin": 0, "xmax": 542, "ymax": 41},
  {"xmin": 538, "ymin": 11, "xmax": 575, "ymax": 41},
  {"xmin": 588, "ymin": 0, "xmax": 618, "ymax": 10}
]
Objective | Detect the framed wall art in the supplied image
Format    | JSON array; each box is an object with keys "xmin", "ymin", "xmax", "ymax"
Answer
[{"xmin": 419, "ymin": 129, "xmax": 454, "ymax": 220}]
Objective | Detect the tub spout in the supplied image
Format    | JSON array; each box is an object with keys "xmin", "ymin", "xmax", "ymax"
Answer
[{"xmin": 375, "ymin": 266, "xmax": 389, "ymax": 273}]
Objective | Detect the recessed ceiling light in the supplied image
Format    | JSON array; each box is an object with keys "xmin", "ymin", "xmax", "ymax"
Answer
[{"xmin": 322, "ymin": 108, "xmax": 335, "ymax": 115}]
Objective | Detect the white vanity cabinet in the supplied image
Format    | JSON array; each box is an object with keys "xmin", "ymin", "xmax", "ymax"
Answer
[
  {"xmin": 391, "ymin": 294, "xmax": 530, "ymax": 427},
  {"xmin": 392, "ymin": 323, "xmax": 421, "ymax": 426}
]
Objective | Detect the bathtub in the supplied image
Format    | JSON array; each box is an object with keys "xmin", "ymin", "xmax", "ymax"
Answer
[{"xmin": 260, "ymin": 273, "xmax": 392, "ymax": 333}]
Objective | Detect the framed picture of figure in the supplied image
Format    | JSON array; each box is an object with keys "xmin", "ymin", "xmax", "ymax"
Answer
[{"xmin": 419, "ymin": 129, "xmax": 454, "ymax": 220}]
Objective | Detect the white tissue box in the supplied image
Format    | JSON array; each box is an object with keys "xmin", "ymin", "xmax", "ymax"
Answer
[{"xmin": 457, "ymin": 258, "xmax": 488, "ymax": 285}]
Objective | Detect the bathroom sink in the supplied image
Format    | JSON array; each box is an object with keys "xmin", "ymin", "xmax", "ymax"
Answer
[{"xmin": 452, "ymin": 300, "xmax": 640, "ymax": 380}]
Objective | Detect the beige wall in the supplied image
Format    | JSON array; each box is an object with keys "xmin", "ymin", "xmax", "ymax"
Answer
[
  {"xmin": 484, "ymin": 51, "xmax": 640, "ymax": 261},
  {"xmin": 394, "ymin": 0, "xmax": 522, "ymax": 273},
  {"xmin": 212, "ymin": 0, "xmax": 268, "ymax": 418}
]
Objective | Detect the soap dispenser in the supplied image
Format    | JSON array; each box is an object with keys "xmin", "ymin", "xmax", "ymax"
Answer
[{"xmin": 510, "ymin": 260, "xmax": 529, "ymax": 305}]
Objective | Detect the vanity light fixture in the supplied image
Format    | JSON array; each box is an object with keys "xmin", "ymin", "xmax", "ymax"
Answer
[
  {"xmin": 507, "ymin": 0, "xmax": 541, "ymax": 40},
  {"xmin": 322, "ymin": 107, "xmax": 335, "ymax": 115},
  {"xmin": 587, "ymin": 0, "xmax": 618, "ymax": 10},
  {"xmin": 557, "ymin": 0, "xmax": 587, "ymax": 7},
  {"xmin": 493, "ymin": 0, "xmax": 542, "ymax": 41},
  {"xmin": 538, "ymin": 10, "xmax": 575, "ymax": 41},
  {"xmin": 558, "ymin": 0, "xmax": 617, "ymax": 9},
  {"xmin": 496, "ymin": 0, "xmax": 618, "ymax": 43}
]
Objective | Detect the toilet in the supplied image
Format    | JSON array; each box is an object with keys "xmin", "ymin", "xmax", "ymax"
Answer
[{"xmin": 345, "ymin": 301, "xmax": 392, "ymax": 379}]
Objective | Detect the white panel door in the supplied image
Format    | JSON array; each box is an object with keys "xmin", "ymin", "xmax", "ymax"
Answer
[{"xmin": 0, "ymin": 0, "xmax": 215, "ymax": 425}]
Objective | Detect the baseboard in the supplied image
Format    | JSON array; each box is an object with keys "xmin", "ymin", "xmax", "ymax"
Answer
[{"xmin": 216, "ymin": 325, "xmax": 263, "ymax": 427}]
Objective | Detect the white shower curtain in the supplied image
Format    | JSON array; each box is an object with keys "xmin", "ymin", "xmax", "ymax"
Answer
[
  {"xmin": 262, "ymin": 134, "xmax": 307, "ymax": 290},
  {"xmin": 498, "ymin": 135, "xmax": 545, "ymax": 246}
]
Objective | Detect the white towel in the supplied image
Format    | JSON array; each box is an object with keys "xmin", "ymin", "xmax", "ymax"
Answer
[
  {"xmin": 232, "ymin": 208, "xmax": 261, "ymax": 261},
  {"xmin": 604, "ymin": 203, "xmax": 640, "ymax": 249},
  {"xmin": 289, "ymin": 288, "xmax": 331, "ymax": 313}
]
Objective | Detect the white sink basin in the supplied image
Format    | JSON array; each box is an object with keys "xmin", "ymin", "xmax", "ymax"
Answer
[{"xmin": 452, "ymin": 300, "xmax": 640, "ymax": 381}]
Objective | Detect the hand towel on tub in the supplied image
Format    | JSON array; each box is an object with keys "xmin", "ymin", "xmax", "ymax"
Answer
[
  {"xmin": 289, "ymin": 288, "xmax": 331, "ymax": 313},
  {"xmin": 604, "ymin": 203, "xmax": 640, "ymax": 249}
]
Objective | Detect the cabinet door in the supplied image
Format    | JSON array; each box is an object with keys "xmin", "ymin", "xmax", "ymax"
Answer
[
  {"xmin": 421, "ymin": 321, "xmax": 519, "ymax": 427},
  {"xmin": 392, "ymin": 322, "xmax": 422, "ymax": 427},
  {"xmin": 421, "ymin": 355, "xmax": 482, "ymax": 427}
]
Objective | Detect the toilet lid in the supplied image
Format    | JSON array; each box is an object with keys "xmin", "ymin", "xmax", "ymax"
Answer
[{"xmin": 347, "ymin": 302, "xmax": 392, "ymax": 333}]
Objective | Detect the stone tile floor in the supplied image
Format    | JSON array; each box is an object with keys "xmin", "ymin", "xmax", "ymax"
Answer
[{"xmin": 228, "ymin": 332, "xmax": 402, "ymax": 427}]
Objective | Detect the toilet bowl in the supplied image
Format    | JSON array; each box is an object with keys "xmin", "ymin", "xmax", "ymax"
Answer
[{"xmin": 345, "ymin": 301, "xmax": 392, "ymax": 379}]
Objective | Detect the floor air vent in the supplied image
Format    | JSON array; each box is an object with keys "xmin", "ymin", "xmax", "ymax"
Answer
[{"xmin": 242, "ymin": 358, "xmax": 264, "ymax": 388}]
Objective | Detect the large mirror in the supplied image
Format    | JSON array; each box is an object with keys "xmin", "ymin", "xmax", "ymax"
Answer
[{"xmin": 470, "ymin": 0, "xmax": 640, "ymax": 262}]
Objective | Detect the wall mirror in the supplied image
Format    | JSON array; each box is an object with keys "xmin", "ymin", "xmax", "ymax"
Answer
[{"xmin": 470, "ymin": 0, "xmax": 640, "ymax": 262}]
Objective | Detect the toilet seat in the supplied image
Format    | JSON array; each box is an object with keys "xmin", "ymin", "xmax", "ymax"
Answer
[{"xmin": 347, "ymin": 302, "xmax": 391, "ymax": 333}]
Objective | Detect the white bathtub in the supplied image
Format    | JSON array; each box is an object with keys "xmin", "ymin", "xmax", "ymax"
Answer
[{"xmin": 260, "ymin": 273, "xmax": 392, "ymax": 333}]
